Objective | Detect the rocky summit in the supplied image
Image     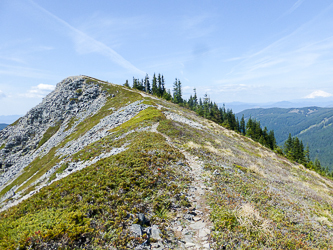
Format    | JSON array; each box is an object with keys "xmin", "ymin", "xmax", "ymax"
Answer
[{"xmin": 0, "ymin": 76, "xmax": 333, "ymax": 249}]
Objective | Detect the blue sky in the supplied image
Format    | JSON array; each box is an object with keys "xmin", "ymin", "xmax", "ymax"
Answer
[{"xmin": 1, "ymin": 0, "xmax": 333, "ymax": 115}]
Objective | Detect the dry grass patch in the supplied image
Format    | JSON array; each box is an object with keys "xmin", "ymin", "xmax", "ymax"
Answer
[
  {"xmin": 317, "ymin": 216, "xmax": 333, "ymax": 227},
  {"xmin": 237, "ymin": 203, "xmax": 273, "ymax": 235},
  {"xmin": 186, "ymin": 141, "xmax": 201, "ymax": 149},
  {"xmin": 249, "ymin": 164, "xmax": 266, "ymax": 177}
]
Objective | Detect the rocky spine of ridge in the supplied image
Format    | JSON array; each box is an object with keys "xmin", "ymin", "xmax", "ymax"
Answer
[
  {"xmin": 1, "ymin": 75, "xmax": 333, "ymax": 249},
  {"xmin": 0, "ymin": 76, "xmax": 107, "ymax": 198}
]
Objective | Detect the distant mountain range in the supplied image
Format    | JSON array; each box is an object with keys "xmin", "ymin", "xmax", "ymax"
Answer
[
  {"xmin": 237, "ymin": 107, "xmax": 333, "ymax": 168},
  {"xmin": 0, "ymin": 124, "xmax": 8, "ymax": 131},
  {"xmin": 222, "ymin": 97, "xmax": 333, "ymax": 113}
]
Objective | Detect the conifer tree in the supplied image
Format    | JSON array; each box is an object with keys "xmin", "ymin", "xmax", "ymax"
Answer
[
  {"xmin": 240, "ymin": 115, "xmax": 246, "ymax": 135},
  {"xmin": 152, "ymin": 73, "xmax": 158, "ymax": 95},
  {"xmin": 144, "ymin": 74, "xmax": 150, "ymax": 93},
  {"xmin": 172, "ymin": 78, "xmax": 183, "ymax": 104},
  {"xmin": 246, "ymin": 117, "xmax": 254, "ymax": 138},
  {"xmin": 140, "ymin": 79, "xmax": 144, "ymax": 91},
  {"xmin": 193, "ymin": 89, "xmax": 198, "ymax": 107},
  {"xmin": 203, "ymin": 94, "xmax": 210, "ymax": 119},
  {"xmin": 284, "ymin": 133, "xmax": 293, "ymax": 157},
  {"xmin": 157, "ymin": 74, "xmax": 162, "ymax": 97},
  {"xmin": 304, "ymin": 144, "xmax": 311, "ymax": 164},
  {"xmin": 124, "ymin": 79, "xmax": 130, "ymax": 88},
  {"xmin": 178, "ymin": 79, "xmax": 182, "ymax": 103},
  {"xmin": 314, "ymin": 157, "xmax": 321, "ymax": 171},
  {"xmin": 268, "ymin": 130, "xmax": 276, "ymax": 149},
  {"xmin": 161, "ymin": 75, "xmax": 165, "ymax": 96},
  {"xmin": 133, "ymin": 77, "xmax": 138, "ymax": 89},
  {"xmin": 163, "ymin": 89, "xmax": 172, "ymax": 100}
]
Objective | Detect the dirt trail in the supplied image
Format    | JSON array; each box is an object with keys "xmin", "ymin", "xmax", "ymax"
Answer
[{"xmin": 151, "ymin": 122, "xmax": 212, "ymax": 249}]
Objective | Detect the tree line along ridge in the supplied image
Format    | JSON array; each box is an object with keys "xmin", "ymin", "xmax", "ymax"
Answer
[{"xmin": 124, "ymin": 73, "xmax": 332, "ymax": 178}]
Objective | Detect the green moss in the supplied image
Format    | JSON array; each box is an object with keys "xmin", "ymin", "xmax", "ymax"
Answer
[
  {"xmin": 37, "ymin": 122, "xmax": 62, "ymax": 149},
  {"xmin": 20, "ymin": 184, "xmax": 38, "ymax": 198},
  {"xmin": 142, "ymin": 99, "xmax": 157, "ymax": 106},
  {"xmin": 0, "ymin": 97, "xmax": 191, "ymax": 247},
  {"xmin": 48, "ymin": 163, "xmax": 69, "ymax": 182},
  {"xmin": 0, "ymin": 132, "xmax": 190, "ymax": 249},
  {"xmin": 233, "ymin": 164, "xmax": 249, "ymax": 173},
  {"xmin": 0, "ymin": 80, "xmax": 145, "ymax": 202},
  {"xmin": 64, "ymin": 117, "xmax": 77, "ymax": 132},
  {"xmin": 0, "ymin": 147, "xmax": 62, "ymax": 198},
  {"xmin": 69, "ymin": 98, "xmax": 78, "ymax": 103},
  {"xmin": 70, "ymin": 107, "xmax": 165, "ymax": 164},
  {"xmin": 0, "ymin": 143, "xmax": 5, "ymax": 150},
  {"xmin": 211, "ymin": 206, "xmax": 238, "ymax": 231},
  {"xmin": 9, "ymin": 117, "xmax": 21, "ymax": 126},
  {"xmin": 65, "ymin": 79, "xmax": 143, "ymax": 143},
  {"xmin": 111, "ymin": 107, "xmax": 164, "ymax": 134},
  {"xmin": 236, "ymin": 144, "xmax": 261, "ymax": 157},
  {"xmin": 85, "ymin": 78, "xmax": 98, "ymax": 85}
]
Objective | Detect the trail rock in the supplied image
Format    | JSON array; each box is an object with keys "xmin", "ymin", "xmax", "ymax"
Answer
[
  {"xmin": 138, "ymin": 213, "xmax": 147, "ymax": 225},
  {"xmin": 151, "ymin": 225, "xmax": 162, "ymax": 240},
  {"xmin": 130, "ymin": 224, "xmax": 142, "ymax": 236}
]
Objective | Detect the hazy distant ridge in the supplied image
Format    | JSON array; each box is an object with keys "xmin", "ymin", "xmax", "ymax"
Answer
[
  {"xmin": 225, "ymin": 97, "xmax": 333, "ymax": 113},
  {"xmin": 237, "ymin": 106, "xmax": 333, "ymax": 168},
  {"xmin": 0, "ymin": 124, "xmax": 8, "ymax": 131},
  {"xmin": 0, "ymin": 115, "xmax": 22, "ymax": 124}
]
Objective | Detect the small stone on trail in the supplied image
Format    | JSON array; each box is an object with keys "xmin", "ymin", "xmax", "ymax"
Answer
[
  {"xmin": 199, "ymin": 228, "xmax": 210, "ymax": 237},
  {"xmin": 185, "ymin": 242, "xmax": 197, "ymax": 248},
  {"xmin": 203, "ymin": 242, "xmax": 210, "ymax": 249},
  {"xmin": 212, "ymin": 169, "xmax": 220, "ymax": 175},
  {"xmin": 130, "ymin": 224, "xmax": 142, "ymax": 236},
  {"xmin": 151, "ymin": 225, "xmax": 162, "ymax": 240},
  {"xmin": 189, "ymin": 221, "xmax": 206, "ymax": 230},
  {"xmin": 184, "ymin": 214, "xmax": 194, "ymax": 220},
  {"xmin": 193, "ymin": 216, "xmax": 201, "ymax": 221}
]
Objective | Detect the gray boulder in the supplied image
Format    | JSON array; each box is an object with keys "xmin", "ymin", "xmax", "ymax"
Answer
[
  {"xmin": 130, "ymin": 224, "xmax": 142, "ymax": 236},
  {"xmin": 150, "ymin": 225, "xmax": 162, "ymax": 240}
]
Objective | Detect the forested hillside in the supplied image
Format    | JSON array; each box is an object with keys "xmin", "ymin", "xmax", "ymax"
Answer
[{"xmin": 237, "ymin": 107, "xmax": 333, "ymax": 169}]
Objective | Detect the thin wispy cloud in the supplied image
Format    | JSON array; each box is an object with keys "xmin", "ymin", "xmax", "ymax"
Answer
[
  {"xmin": 276, "ymin": 0, "xmax": 306, "ymax": 20},
  {"xmin": 181, "ymin": 14, "xmax": 215, "ymax": 39},
  {"xmin": 29, "ymin": 0, "xmax": 145, "ymax": 76},
  {"xmin": 21, "ymin": 83, "xmax": 55, "ymax": 98},
  {"xmin": 0, "ymin": 64, "xmax": 54, "ymax": 79},
  {"xmin": 0, "ymin": 40, "xmax": 54, "ymax": 65},
  {"xmin": 286, "ymin": 0, "xmax": 306, "ymax": 15},
  {"xmin": 219, "ymin": 7, "xmax": 333, "ymax": 88},
  {"xmin": 0, "ymin": 56, "xmax": 25, "ymax": 64},
  {"xmin": 216, "ymin": 84, "xmax": 264, "ymax": 93}
]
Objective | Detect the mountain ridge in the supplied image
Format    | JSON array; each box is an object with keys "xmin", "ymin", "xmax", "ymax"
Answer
[
  {"xmin": 0, "ymin": 115, "xmax": 22, "ymax": 124},
  {"xmin": 237, "ymin": 106, "xmax": 333, "ymax": 168},
  {"xmin": 0, "ymin": 76, "xmax": 333, "ymax": 249},
  {"xmin": 224, "ymin": 98, "xmax": 333, "ymax": 113}
]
